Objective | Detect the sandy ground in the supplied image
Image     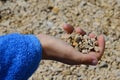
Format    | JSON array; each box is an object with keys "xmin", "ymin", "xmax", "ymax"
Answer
[{"xmin": 0, "ymin": 0, "xmax": 120, "ymax": 80}]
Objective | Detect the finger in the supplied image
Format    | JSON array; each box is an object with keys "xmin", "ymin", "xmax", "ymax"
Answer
[
  {"xmin": 73, "ymin": 52, "xmax": 98, "ymax": 65},
  {"xmin": 62, "ymin": 24, "xmax": 74, "ymax": 34},
  {"xmin": 89, "ymin": 33, "xmax": 96, "ymax": 38},
  {"xmin": 96, "ymin": 35, "xmax": 105, "ymax": 59},
  {"xmin": 75, "ymin": 27, "xmax": 86, "ymax": 35}
]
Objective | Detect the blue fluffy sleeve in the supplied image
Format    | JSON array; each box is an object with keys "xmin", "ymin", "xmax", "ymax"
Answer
[{"xmin": 0, "ymin": 33, "xmax": 42, "ymax": 80}]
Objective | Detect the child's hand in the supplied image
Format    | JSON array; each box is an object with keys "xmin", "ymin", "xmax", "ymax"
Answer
[{"xmin": 37, "ymin": 24, "xmax": 105, "ymax": 65}]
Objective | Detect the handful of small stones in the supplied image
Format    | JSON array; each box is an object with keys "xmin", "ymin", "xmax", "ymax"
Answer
[{"xmin": 61, "ymin": 33, "xmax": 99, "ymax": 54}]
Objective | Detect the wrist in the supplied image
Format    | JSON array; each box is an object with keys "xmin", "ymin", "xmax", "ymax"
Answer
[{"xmin": 36, "ymin": 34, "xmax": 49, "ymax": 59}]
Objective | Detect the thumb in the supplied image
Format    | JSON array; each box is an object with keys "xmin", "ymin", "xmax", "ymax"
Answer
[{"xmin": 73, "ymin": 52, "xmax": 98, "ymax": 65}]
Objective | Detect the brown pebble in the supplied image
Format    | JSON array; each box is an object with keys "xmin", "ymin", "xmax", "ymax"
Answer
[
  {"xmin": 72, "ymin": 41, "xmax": 78, "ymax": 47},
  {"xmin": 52, "ymin": 7, "xmax": 59, "ymax": 14}
]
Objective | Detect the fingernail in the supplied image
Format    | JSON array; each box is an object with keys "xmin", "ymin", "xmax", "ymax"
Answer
[{"xmin": 92, "ymin": 59, "xmax": 98, "ymax": 65}]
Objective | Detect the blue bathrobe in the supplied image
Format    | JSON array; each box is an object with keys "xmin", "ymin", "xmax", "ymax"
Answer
[{"xmin": 0, "ymin": 33, "xmax": 42, "ymax": 80}]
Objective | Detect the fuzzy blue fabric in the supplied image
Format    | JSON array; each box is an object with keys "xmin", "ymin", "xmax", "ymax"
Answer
[{"xmin": 0, "ymin": 33, "xmax": 42, "ymax": 80}]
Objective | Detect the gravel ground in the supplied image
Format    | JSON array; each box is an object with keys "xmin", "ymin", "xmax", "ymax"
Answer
[{"xmin": 0, "ymin": 0, "xmax": 120, "ymax": 80}]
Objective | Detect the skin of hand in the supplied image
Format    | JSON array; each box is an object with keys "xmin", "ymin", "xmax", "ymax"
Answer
[{"xmin": 36, "ymin": 24, "xmax": 105, "ymax": 65}]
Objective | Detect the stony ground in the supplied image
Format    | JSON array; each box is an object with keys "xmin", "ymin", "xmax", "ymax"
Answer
[{"xmin": 0, "ymin": 0, "xmax": 120, "ymax": 80}]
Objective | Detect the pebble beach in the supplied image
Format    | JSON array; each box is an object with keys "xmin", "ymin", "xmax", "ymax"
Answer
[{"xmin": 0, "ymin": 0, "xmax": 120, "ymax": 80}]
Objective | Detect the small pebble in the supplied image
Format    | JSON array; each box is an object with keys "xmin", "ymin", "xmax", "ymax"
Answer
[{"xmin": 52, "ymin": 7, "xmax": 59, "ymax": 14}]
